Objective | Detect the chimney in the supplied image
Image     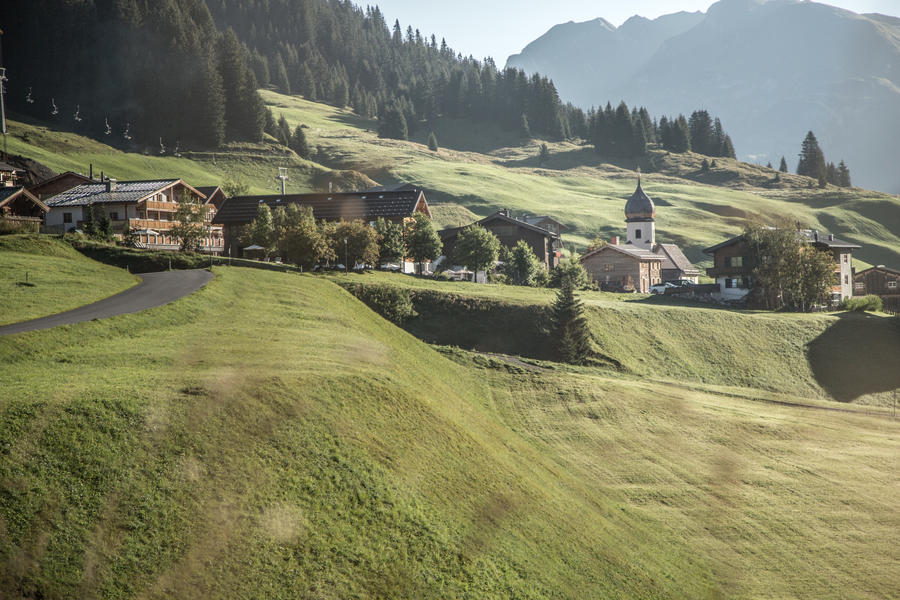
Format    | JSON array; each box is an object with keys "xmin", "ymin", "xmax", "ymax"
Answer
[
  {"xmin": 610, "ymin": 236, "xmax": 620, "ymax": 245},
  {"xmin": 89, "ymin": 164, "xmax": 93, "ymax": 179},
  {"xmin": 328, "ymin": 181, "xmax": 333, "ymax": 193},
  {"xmin": 106, "ymin": 178, "xmax": 117, "ymax": 192},
  {"xmin": 100, "ymin": 171, "xmax": 104, "ymax": 181}
]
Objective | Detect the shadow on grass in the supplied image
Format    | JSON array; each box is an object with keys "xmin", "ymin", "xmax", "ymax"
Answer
[{"xmin": 807, "ymin": 312, "xmax": 900, "ymax": 402}]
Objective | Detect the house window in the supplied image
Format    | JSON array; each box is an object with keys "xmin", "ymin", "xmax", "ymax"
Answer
[
  {"xmin": 844, "ymin": 275, "xmax": 849, "ymax": 284},
  {"xmin": 63, "ymin": 212, "xmax": 72, "ymax": 223},
  {"xmin": 635, "ymin": 230, "xmax": 642, "ymax": 239},
  {"xmin": 889, "ymin": 281, "xmax": 898, "ymax": 289},
  {"xmin": 603, "ymin": 263, "xmax": 614, "ymax": 272},
  {"xmin": 842, "ymin": 253, "xmax": 848, "ymax": 263},
  {"xmin": 854, "ymin": 282, "xmax": 864, "ymax": 291},
  {"xmin": 725, "ymin": 256, "xmax": 743, "ymax": 268},
  {"xmin": 110, "ymin": 212, "xmax": 119, "ymax": 221}
]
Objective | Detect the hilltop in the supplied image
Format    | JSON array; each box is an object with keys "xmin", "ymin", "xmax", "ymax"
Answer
[
  {"xmin": 1, "ymin": 245, "xmax": 897, "ymax": 598},
  {"xmin": 507, "ymin": 0, "xmax": 900, "ymax": 194},
  {"xmin": 7, "ymin": 91, "xmax": 900, "ymax": 269}
]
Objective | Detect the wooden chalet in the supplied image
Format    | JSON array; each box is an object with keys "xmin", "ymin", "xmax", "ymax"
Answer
[
  {"xmin": 44, "ymin": 179, "xmax": 223, "ymax": 253},
  {"xmin": 523, "ymin": 215, "xmax": 567, "ymax": 237},
  {"xmin": 0, "ymin": 187, "xmax": 49, "ymax": 227},
  {"xmin": 28, "ymin": 171, "xmax": 94, "ymax": 201},
  {"xmin": 703, "ymin": 229, "xmax": 860, "ymax": 304},
  {"xmin": 854, "ymin": 265, "xmax": 900, "ymax": 312},
  {"xmin": 212, "ymin": 187, "xmax": 431, "ymax": 257},
  {"xmin": 196, "ymin": 186, "xmax": 228, "ymax": 210},
  {"xmin": 580, "ymin": 243, "xmax": 662, "ymax": 293},
  {"xmin": 440, "ymin": 210, "xmax": 562, "ymax": 269},
  {"xmin": 0, "ymin": 161, "xmax": 23, "ymax": 187}
]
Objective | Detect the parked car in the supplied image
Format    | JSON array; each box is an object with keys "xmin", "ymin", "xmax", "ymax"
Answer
[{"xmin": 650, "ymin": 282, "xmax": 677, "ymax": 294}]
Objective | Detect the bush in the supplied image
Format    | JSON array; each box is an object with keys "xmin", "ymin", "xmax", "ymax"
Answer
[
  {"xmin": 549, "ymin": 258, "xmax": 589, "ymax": 289},
  {"xmin": 840, "ymin": 295, "xmax": 883, "ymax": 312},
  {"xmin": 0, "ymin": 219, "xmax": 40, "ymax": 235},
  {"xmin": 343, "ymin": 283, "xmax": 417, "ymax": 323}
]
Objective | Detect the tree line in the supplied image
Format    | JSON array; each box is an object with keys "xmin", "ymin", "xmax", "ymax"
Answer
[{"xmin": 794, "ymin": 131, "xmax": 851, "ymax": 187}]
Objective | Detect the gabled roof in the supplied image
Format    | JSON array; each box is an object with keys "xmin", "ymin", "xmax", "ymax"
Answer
[
  {"xmin": 0, "ymin": 161, "xmax": 23, "ymax": 173},
  {"xmin": 0, "ymin": 187, "xmax": 49, "ymax": 213},
  {"xmin": 361, "ymin": 182, "xmax": 420, "ymax": 193},
  {"xmin": 581, "ymin": 243, "xmax": 661, "ymax": 263},
  {"xmin": 45, "ymin": 179, "xmax": 205, "ymax": 207},
  {"xmin": 704, "ymin": 229, "xmax": 861, "ymax": 254},
  {"xmin": 524, "ymin": 215, "xmax": 568, "ymax": 231},
  {"xmin": 656, "ymin": 243, "xmax": 701, "ymax": 275},
  {"xmin": 212, "ymin": 189, "xmax": 429, "ymax": 224},
  {"xmin": 855, "ymin": 265, "xmax": 900, "ymax": 277},
  {"xmin": 195, "ymin": 186, "xmax": 226, "ymax": 207},
  {"xmin": 440, "ymin": 211, "xmax": 560, "ymax": 240},
  {"xmin": 28, "ymin": 171, "xmax": 93, "ymax": 194}
]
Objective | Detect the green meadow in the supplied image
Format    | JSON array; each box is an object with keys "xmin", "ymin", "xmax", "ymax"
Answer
[
  {"xmin": 6, "ymin": 90, "xmax": 899, "ymax": 269},
  {"xmin": 0, "ymin": 246, "xmax": 897, "ymax": 598}
]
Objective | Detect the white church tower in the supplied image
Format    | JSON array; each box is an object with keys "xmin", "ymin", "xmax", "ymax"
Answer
[{"xmin": 624, "ymin": 176, "xmax": 655, "ymax": 248}]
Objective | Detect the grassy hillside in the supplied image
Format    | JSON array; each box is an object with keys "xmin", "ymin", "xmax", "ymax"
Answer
[
  {"xmin": 330, "ymin": 271, "xmax": 900, "ymax": 406},
  {"xmin": 7, "ymin": 90, "xmax": 899, "ymax": 269},
  {"xmin": 0, "ymin": 262, "xmax": 897, "ymax": 598},
  {"xmin": 0, "ymin": 235, "xmax": 138, "ymax": 326}
]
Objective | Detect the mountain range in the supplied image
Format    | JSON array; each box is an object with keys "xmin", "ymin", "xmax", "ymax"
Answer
[{"xmin": 507, "ymin": 0, "xmax": 900, "ymax": 194}]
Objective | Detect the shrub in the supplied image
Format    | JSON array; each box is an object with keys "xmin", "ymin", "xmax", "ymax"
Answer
[
  {"xmin": 549, "ymin": 258, "xmax": 589, "ymax": 290},
  {"xmin": 0, "ymin": 219, "xmax": 40, "ymax": 235},
  {"xmin": 840, "ymin": 295, "xmax": 883, "ymax": 312},
  {"xmin": 343, "ymin": 283, "xmax": 417, "ymax": 323}
]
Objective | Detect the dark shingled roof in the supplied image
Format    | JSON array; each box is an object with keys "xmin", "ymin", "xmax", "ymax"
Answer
[
  {"xmin": 212, "ymin": 189, "xmax": 428, "ymax": 225},
  {"xmin": 0, "ymin": 187, "xmax": 49, "ymax": 212},
  {"xmin": 704, "ymin": 229, "xmax": 861, "ymax": 253},
  {"xmin": 45, "ymin": 179, "xmax": 202, "ymax": 207},
  {"xmin": 0, "ymin": 161, "xmax": 23, "ymax": 173},
  {"xmin": 625, "ymin": 180, "xmax": 655, "ymax": 222},
  {"xmin": 439, "ymin": 211, "xmax": 560, "ymax": 241}
]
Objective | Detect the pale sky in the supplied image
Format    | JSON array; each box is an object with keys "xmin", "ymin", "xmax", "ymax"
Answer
[{"xmin": 369, "ymin": 0, "xmax": 900, "ymax": 63}]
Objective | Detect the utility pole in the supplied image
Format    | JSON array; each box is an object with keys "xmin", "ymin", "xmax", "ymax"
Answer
[
  {"xmin": 0, "ymin": 28, "xmax": 8, "ymax": 161},
  {"xmin": 277, "ymin": 167, "xmax": 288, "ymax": 195}
]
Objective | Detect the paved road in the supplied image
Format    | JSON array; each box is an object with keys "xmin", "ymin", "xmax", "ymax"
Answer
[{"xmin": 0, "ymin": 269, "xmax": 214, "ymax": 335}]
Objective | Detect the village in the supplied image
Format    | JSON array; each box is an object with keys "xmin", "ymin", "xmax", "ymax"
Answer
[{"xmin": 3, "ymin": 157, "xmax": 896, "ymax": 313}]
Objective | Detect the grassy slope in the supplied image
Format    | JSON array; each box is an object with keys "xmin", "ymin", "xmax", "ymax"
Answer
[
  {"xmin": 0, "ymin": 264, "xmax": 897, "ymax": 599},
  {"xmin": 0, "ymin": 235, "xmax": 138, "ymax": 325},
  {"xmin": 328, "ymin": 271, "xmax": 900, "ymax": 406},
  {"xmin": 7, "ymin": 91, "xmax": 899, "ymax": 268}
]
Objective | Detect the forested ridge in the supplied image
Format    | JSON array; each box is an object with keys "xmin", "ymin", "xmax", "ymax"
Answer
[{"xmin": 3, "ymin": 0, "xmax": 736, "ymax": 161}]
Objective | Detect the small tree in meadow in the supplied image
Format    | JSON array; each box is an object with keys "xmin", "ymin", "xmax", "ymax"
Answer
[
  {"xmin": 291, "ymin": 125, "xmax": 311, "ymax": 159},
  {"xmin": 503, "ymin": 239, "xmax": 543, "ymax": 286},
  {"xmin": 550, "ymin": 278, "xmax": 593, "ymax": 364},
  {"xmin": 427, "ymin": 131, "xmax": 439, "ymax": 152}
]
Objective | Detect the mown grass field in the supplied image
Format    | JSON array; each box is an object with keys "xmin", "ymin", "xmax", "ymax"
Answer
[
  {"xmin": 0, "ymin": 236, "xmax": 138, "ymax": 326},
  {"xmin": 0, "ymin": 254, "xmax": 897, "ymax": 598},
  {"xmin": 7, "ymin": 90, "xmax": 899, "ymax": 269},
  {"xmin": 329, "ymin": 271, "xmax": 900, "ymax": 407}
]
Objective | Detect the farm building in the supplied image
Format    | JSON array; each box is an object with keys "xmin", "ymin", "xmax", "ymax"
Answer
[
  {"xmin": 853, "ymin": 265, "xmax": 900, "ymax": 312},
  {"xmin": 440, "ymin": 210, "xmax": 562, "ymax": 270},
  {"xmin": 0, "ymin": 187, "xmax": 49, "ymax": 228},
  {"xmin": 581, "ymin": 243, "xmax": 662, "ymax": 293}
]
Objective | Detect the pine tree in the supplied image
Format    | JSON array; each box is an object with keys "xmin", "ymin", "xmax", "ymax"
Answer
[
  {"xmin": 797, "ymin": 131, "xmax": 827, "ymax": 181},
  {"xmin": 779, "ymin": 156, "xmax": 789, "ymax": 172},
  {"xmin": 277, "ymin": 114, "xmax": 291, "ymax": 147},
  {"xmin": 378, "ymin": 105, "xmax": 408, "ymax": 140},
  {"xmin": 837, "ymin": 160, "xmax": 852, "ymax": 187},
  {"xmin": 539, "ymin": 143, "xmax": 550, "ymax": 166},
  {"xmin": 721, "ymin": 134, "xmax": 736, "ymax": 158},
  {"xmin": 291, "ymin": 125, "xmax": 310, "ymax": 159},
  {"xmin": 550, "ymin": 278, "xmax": 593, "ymax": 364},
  {"xmin": 826, "ymin": 162, "xmax": 838, "ymax": 185},
  {"xmin": 427, "ymin": 131, "xmax": 439, "ymax": 152},
  {"xmin": 689, "ymin": 110, "xmax": 714, "ymax": 155}
]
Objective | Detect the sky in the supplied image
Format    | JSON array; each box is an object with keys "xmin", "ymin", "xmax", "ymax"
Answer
[{"xmin": 369, "ymin": 0, "xmax": 900, "ymax": 63}]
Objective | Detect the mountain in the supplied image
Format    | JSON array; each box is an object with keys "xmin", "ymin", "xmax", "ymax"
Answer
[{"xmin": 507, "ymin": 0, "xmax": 900, "ymax": 194}]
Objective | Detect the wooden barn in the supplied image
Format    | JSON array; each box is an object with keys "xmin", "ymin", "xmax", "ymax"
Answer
[
  {"xmin": 854, "ymin": 266, "xmax": 900, "ymax": 313},
  {"xmin": 440, "ymin": 210, "xmax": 562, "ymax": 269},
  {"xmin": 0, "ymin": 187, "xmax": 49, "ymax": 228}
]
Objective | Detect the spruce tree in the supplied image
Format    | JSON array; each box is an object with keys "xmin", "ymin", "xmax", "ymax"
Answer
[
  {"xmin": 427, "ymin": 131, "xmax": 439, "ymax": 152},
  {"xmin": 550, "ymin": 278, "xmax": 593, "ymax": 364},
  {"xmin": 291, "ymin": 125, "xmax": 310, "ymax": 159},
  {"xmin": 539, "ymin": 143, "xmax": 550, "ymax": 166},
  {"xmin": 378, "ymin": 105, "xmax": 408, "ymax": 140},
  {"xmin": 277, "ymin": 114, "xmax": 291, "ymax": 147},
  {"xmin": 779, "ymin": 156, "xmax": 789, "ymax": 172},
  {"xmin": 797, "ymin": 131, "xmax": 827, "ymax": 181},
  {"xmin": 837, "ymin": 160, "xmax": 851, "ymax": 187}
]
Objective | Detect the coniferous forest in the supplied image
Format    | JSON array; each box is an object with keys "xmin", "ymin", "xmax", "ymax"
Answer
[{"xmin": 3, "ymin": 0, "xmax": 737, "ymax": 161}]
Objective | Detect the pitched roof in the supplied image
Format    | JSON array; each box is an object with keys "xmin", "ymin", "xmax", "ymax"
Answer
[
  {"xmin": 656, "ymin": 243, "xmax": 700, "ymax": 275},
  {"xmin": 704, "ymin": 229, "xmax": 861, "ymax": 253},
  {"xmin": 0, "ymin": 161, "xmax": 23, "ymax": 173},
  {"xmin": 0, "ymin": 187, "xmax": 49, "ymax": 212},
  {"xmin": 580, "ymin": 243, "xmax": 661, "ymax": 262},
  {"xmin": 361, "ymin": 182, "xmax": 420, "ymax": 193},
  {"xmin": 212, "ymin": 189, "xmax": 428, "ymax": 224},
  {"xmin": 29, "ymin": 171, "xmax": 93, "ymax": 193},
  {"xmin": 524, "ymin": 215, "xmax": 568, "ymax": 231},
  {"xmin": 855, "ymin": 265, "xmax": 900, "ymax": 277},
  {"xmin": 45, "ymin": 179, "xmax": 205, "ymax": 207},
  {"xmin": 195, "ymin": 186, "xmax": 226, "ymax": 206},
  {"xmin": 441, "ymin": 211, "xmax": 560, "ymax": 240}
]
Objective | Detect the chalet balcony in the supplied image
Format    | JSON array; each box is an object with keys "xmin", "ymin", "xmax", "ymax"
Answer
[
  {"xmin": 142, "ymin": 200, "xmax": 177, "ymax": 212},
  {"xmin": 706, "ymin": 265, "xmax": 751, "ymax": 278}
]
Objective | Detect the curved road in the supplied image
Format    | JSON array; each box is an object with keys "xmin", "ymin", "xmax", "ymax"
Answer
[{"xmin": 0, "ymin": 269, "xmax": 214, "ymax": 335}]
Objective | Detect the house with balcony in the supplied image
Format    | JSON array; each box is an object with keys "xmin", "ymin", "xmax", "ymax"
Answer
[
  {"xmin": 44, "ymin": 178, "xmax": 223, "ymax": 253},
  {"xmin": 703, "ymin": 229, "xmax": 860, "ymax": 304},
  {"xmin": 0, "ymin": 187, "xmax": 49, "ymax": 228}
]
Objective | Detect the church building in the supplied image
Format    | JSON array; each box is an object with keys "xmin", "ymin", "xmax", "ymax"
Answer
[{"xmin": 581, "ymin": 178, "xmax": 700, "ymax": 292}]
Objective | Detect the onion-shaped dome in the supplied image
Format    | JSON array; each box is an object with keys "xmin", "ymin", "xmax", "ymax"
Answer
[{"xmin": 625, "ymin": 179, "xmax": 655, "ymax": 222}]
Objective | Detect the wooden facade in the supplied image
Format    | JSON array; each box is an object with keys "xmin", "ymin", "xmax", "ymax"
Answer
[
  {"xmin": 854, "ymin": 266, "xmax": 900, "ymax": 312},
  {"xmin": 28, "ymin": 171, "xmax": 93, "ymax": 201},
  {"xmin": 440, "ymin": 211, "xmax": 561, "ymax": 269},
  {"xmin": 580, "ymin": 244, "xmax": 662, "ymax": 293},
  {"xmin": 0, "ymin": 187, "xmax": 49, "ymax": 225}
]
